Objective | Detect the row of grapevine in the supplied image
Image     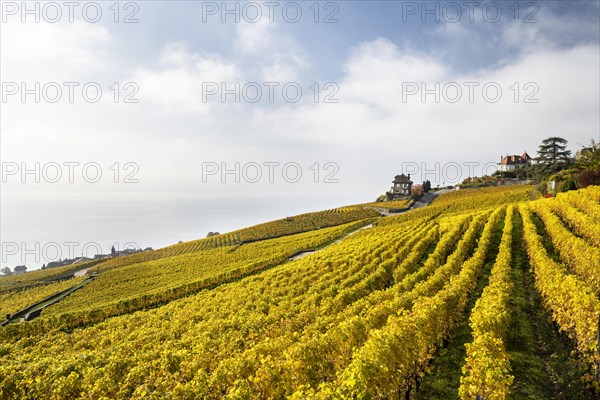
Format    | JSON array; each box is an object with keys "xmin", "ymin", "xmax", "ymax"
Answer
[
  {"xmin": 391, "ymin": 222, "xmax": 440, "ymax": 283},
  {"xmin": 529, "ymin": 199, "xmax": 600, "ymax": 293},
  {"xmin": 357, "ymin": 199, "xmax": 413, "ymax": 210},
  {"xmin": 582, "ymin": 185, "xmax": 600, "ymax": 202},
  {"xmin": 392, "ymin": 214, "xmax": 473, "ymax": 290},
  {"xmin": 91, "ymin": 233, "xmax": 239, "ymax": 273},
  {"xmin": 459, "ymin": 206, "xmax": 514, "ymax": 399},
  {"xmin": 0, "ymin": 210, "xmax": 459, "ymax": 397},
  {"xmin": 1, "ymin": 186, "xmax": 596, "ymax": 399},
  {"xmin": 262, "ymin": 210, "xmax": 499, "ymax": 398},
  {"xmin": 558, "ymin": 189, "xmax": 600, "ymax": 222},
  {"xmin": 1, "ymin": 220, "xmax": 370, "ymax": 341},
  {"xmin": 92, "ymin": 208, "xmax": 378, "ymax": 273},
  {"xmin": 304, "ymin": 209, "xmax": 504, "ymax": 398},
  {"xmin": 0, "ymin": 214, "xmax": 433, "ymax": 398},
  {"xmin": 0, "ymin": 259, "xmax": 101, "ymax": 293},
  {"xmin": 519, "ymin": 203, "xmax": 600, "ymax": 388},
  {"xmin": 233, "ymin": 208, "xmax": 380, "ymax": 243},
  {"xmin": 376, "ymin": 185, "xmax": 534, "ymax": 227},
  {"xmin": 428, "ymin": 185, "xmax": 535, "ymax": 213},
  {"xmin": 0, "ymin": 276, "xmax": 86, "ymax": 319},
  {"xmin": 197, "ymin": 221, "xmax": 444, "ymax": 397},
  {"xmin": 201, "ymin": 214, "xmax": 484, "ymax": 398},
  {"xmin": 548, "ymin": 195, "xmax": 600, "ymax": 246}
]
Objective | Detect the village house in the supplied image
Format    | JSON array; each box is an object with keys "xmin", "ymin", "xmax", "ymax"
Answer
[
  {"xmin": 497, "ymin": 151, "xmax": 532, "ymax": 171},
  {"xmin": 391, "ymin": 174, "xmax": 413, "ymax": 198}
]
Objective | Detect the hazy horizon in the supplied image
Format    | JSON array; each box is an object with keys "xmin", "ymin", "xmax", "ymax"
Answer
[{"xmin": 2, "ymin": 0, "xmax": 599, "ymax": 271}]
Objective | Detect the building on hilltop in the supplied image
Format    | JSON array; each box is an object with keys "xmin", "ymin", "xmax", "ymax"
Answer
[
  {"xmin": 391, "ymin": 174, "xmax": 413, "ymax": 198},
  {"xmin": 94, "ymin": 247, "xmax": 152, "ymax": 259},
  {"xmin": 42, "ymin": 247, "xmax": 154, "ymax": 267},
  {"xmin": 13, "ymin": 265, "xmax": 27, "ymax": 274},
  {"xmin": 498, "ymin": 151, "xmax": 532, "ymax": 171}
]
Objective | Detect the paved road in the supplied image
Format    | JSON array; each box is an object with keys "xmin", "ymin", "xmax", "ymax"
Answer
[
  {"xmin": 376, "ymin": 189, "xmax": 454, "ymax": 216},
  {"xmin": 410, "ymin": 188, "xmax": 453, "ymax": 209},
  {"xmin": 288, "ymin": 189, "xmax": 456, "ymax": 262},
  {"xmin": 411, "ymin": 193, "xmax": 437, "ymax": 209},
  {"xmin": 74, "ymin": 268, "xmax": 91, "ymax": 277}
]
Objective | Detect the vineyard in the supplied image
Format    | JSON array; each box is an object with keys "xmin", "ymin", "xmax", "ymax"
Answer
[
  {"xmin": 92, "ymin": 207, "xmax": 378, "ymax": 273},
  {"xmin": 0, "ymin": 276, "xmax": 86, "ymax": 319},
  {"xmin": 0, "ymin": 185, "xmax": 599, "ymax": 399},
  {"xmin": 356, "ymin": 199, "xmax": 414, "ymax": 211},
  {"xmin": 0, "ymin": 259, "xmax": 103, "ymax": 293}
]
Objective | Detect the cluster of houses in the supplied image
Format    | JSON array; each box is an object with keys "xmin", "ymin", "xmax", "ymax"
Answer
[
  {"xmin": 389, "ymin": 151, "xmax": 533, "ymax": 198},
  {"xmin": 41, "ymin": 246, "xmax": 153, "ymax": 270}
]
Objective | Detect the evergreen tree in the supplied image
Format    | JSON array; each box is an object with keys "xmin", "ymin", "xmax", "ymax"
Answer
[
  {"xmin": 423, "ymin": 180, "xmax": 431, "ymax": 193},
  {"xmin": 536, "ymin": 137, "xmax": 572, "ymax": 167}
]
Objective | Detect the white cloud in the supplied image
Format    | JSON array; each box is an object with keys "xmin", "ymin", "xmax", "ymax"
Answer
[
  {"xmin": 131, "ymin": 43, "xmax": 240, "ymax": 114},
  {"xmin": 341, "ymin": 38, "xmax": 449, "ymax": 114},
  {"xmin": 234, "ymin": 19, "xmax": 308, "ymax": 81},
  {"xmin": 2, "ymin": 5, "xmax": 598, "ymax": 269},
  {"xmin": 255, "ymin": 36, "xmax": 599, "ymax": 167},
  {"xmin": 1, "ymin": 20, "xmax": 113, "ymax": 81},
  {"xmin": 234, "ymin": 19, "xmax": 273, "ymax": 54}
]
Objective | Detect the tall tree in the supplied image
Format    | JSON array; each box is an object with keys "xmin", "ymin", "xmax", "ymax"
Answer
[
  {"xmin": 576, "ymin": 139, "xmax": 600, "ymax": 170},
  {"xmin": 423, "ymin": 180, "xmax": 431, "ymax": 193},
  {"xmin": 536, "ymin": 137, "xmax": 572, "ymax": 167}
]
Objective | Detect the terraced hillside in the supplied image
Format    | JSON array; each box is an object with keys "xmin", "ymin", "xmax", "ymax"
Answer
[{"xmin": 1, "ymin": 185, "xmax": 599, "ymax": 399}]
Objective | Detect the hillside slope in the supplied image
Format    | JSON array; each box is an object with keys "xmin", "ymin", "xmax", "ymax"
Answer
[{"xmin": 1, "ymin": 185, "xmax": 599, "ymax": 399}]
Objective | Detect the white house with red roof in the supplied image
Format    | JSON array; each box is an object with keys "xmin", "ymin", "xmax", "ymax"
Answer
[{"xmin": 498, "ymin": 152, "xmax": 532, "ymax": 171}]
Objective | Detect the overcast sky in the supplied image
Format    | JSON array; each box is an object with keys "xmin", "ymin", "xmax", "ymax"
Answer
[{"xmin": 1, "ymin": 0, "xmax": 599, "ymax": 269}]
